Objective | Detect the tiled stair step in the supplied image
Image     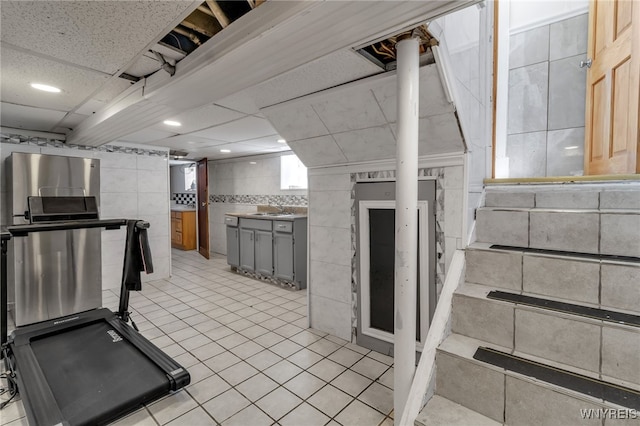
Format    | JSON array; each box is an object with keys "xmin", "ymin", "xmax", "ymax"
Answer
[
  {"xmin": 473, "ymin": 346, "xmax": 640, "ymax": 410},
  {"xmin": 490, "ymin": 244, "xmax": 640, "ymax": 263},
  {"xmin": 415, "ymin": 395, "xmax": 500, "ymax": 426},
  {"xmin": 475, "ymin": 207, "xmax": 640, "ymax": 257},
  {"xmin": 465, "ymin": 245, "xmax": 640, "ymax": 313},
  {"xmin": 452, "ymin": 283, "xmax": 640, "ymax": 387},
  {"xmin": 486, "ymin": 290, "xmax": 640, "ymax": 327},
  {"xmin": 485, "ymin": 186, "xmax": 640, "ymax": 210},
  {"xmin": 435, "ymin": 333, "xmax": 638, "ymax": 424}
]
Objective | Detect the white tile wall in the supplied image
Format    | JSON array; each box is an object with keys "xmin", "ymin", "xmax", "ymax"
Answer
[
  {"xmin": 308, "ymin": 190, "xmax": 351, "ymax": 229},
  {"xmin": 309, "ymin": 226, "xmax": 351, "ymax": 267},
  {"xmin": 432, "ymin": 4, "xmax": 491, "ymax": 244},
  {"xmin": 0, "ymin": 141, "xmax": 171, "ymax": 290},
  {"xmin": 306, "ymin": 171, "xmax": 353, "ymax": 339},
  {"xmin": 309, "ymin": 294, "xmax": 351, "ymax": 341}
]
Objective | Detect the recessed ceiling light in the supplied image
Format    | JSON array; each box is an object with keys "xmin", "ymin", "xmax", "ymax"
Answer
[
  {"xmin": 163, "ymin": 120, "xmax": 181, "ymax": 126},
  {"xmin": 220, "ymin": 149, "xmax": 231, "ymax": 153},
  {"xmin": 564, "ymin": 146, "xmax": 579, "ymax": 150},
  {"xmin": 277, "ymin": 139, "xmax": 286, "ymax": 143},
  {"xmin": 249, "ymin": 161, "xmax": 257, "ymax": 165},
  {"xmin": 31, "ymin": 83, "xmax": 61, "ymax": 93}
]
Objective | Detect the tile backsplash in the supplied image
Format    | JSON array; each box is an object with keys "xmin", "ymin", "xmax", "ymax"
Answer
[
  {"xmin": 173, "ymin": 192, "xmax": 196, "ymax": 205},
  {"xmin": 209, "ymin": 194, "xmax": 308, "ymax": 206}
]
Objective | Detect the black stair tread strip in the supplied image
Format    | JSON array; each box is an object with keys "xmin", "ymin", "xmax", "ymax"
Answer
[
  {"xmin": 488, "ymin": 245, "xmax": 640, "ymax": 263},
  {"xmin": 473, "ymin": 347, "xmax": 640, "ymax": 410},
  {"xmin": 487, "ymin": 291, "xmax": 640, "ymax": 327}
]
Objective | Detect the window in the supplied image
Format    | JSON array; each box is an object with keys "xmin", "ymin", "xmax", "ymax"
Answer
[
  {"xmin": 280, "ymin": 155, "xmax": 307, "ymax": 190},
  {"xmin": 184, "ymin": 165, "xmax": 196, "ymax": 191}
]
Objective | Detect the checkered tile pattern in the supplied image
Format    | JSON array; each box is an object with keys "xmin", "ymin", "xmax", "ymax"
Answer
[{"xmin": 174, "ymin": 193, "xmax": 196, "ymax": 205}]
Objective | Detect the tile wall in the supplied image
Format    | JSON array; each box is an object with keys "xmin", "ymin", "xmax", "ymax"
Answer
[
  {"xmin": 431, "ymin": 4, "xmax": 492, "ymax": 241},
  {"xmin": 0, "ymin": 136, "xmax": 171, "ymax": 290},
  {"xmin": 506, "ymin": 13, "xmax": 588, "ymax": 177},
  {"xmin": 208, "ymin": 153, "xmax": 307, "ymax": 256}
]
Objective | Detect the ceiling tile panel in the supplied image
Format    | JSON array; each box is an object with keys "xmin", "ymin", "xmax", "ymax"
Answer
[
  {"xmin": 120, "ymin": 128, "xmax": 178, "ymax": 143},
  {"xmin": 164, "ymin": 104, "xmax": 246, "ymax": 134},
  {"xmin": 0, "ymin": 1, "xmax": 197, "ymax": 74},
  {"xmin": 248, "ymin": 49, "xmax": 382, "ymax": 108},
  {"xmin": 241, "ymin": 136, "xmax": 288, "ymax": 149},
  {"xmin": 0, "ymin": 48, "xmax": 110, "ymax": 111},
  {"xmin": 75, "ymin": 99, "xmax": 108, "ymax": 116},
  {"xmin": 1, "ymin": 102, "xmax": 66, "ymax": 132},
  {"xmin": 287, "ymin": 135, "xmax": 348, "ymax": 168},
  {"xmin": 151, "ymin": 134, "xmax": 229, "ymax": 151},
  {"xmin": 417, "ymin": 113, "xmax": 465, "ymax": 155},
  {"xmin": 215, "ymin": 92, "xmax": 261, "ymax": 115},
  {"xmin": 92, "ymin": 78, "xmax": 136, "ymax": 104},
  {"xmin": 261, "ymin": 104, "xmax": 329, "ymax": 142},
  {"xmin": 58, "ymin": 113, "xmax": 90, "ymax": 131},
  {"xmin": 333, "ymin": 125, "xmax": 396, "ymax": 163},
  {"xmin": 372, "ymin": 64, "xmax": 455, "ymax": 122},
  {"xmin": 311, "ymin": 90, "xmax": 387, "ymax": 134},
  {"xmin": 190, "ymin": 116, "xmax": 277, "ymax": 142}
]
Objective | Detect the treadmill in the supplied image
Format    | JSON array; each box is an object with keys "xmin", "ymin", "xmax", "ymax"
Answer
[{"xmin": 1, "ymin": 209, "xmax": 190, "ymax": 425}]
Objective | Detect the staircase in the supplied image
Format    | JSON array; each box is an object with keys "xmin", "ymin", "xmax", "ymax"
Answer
[{"xmin": 416, "ymin": 183, "xmax": 640, "ymax": 426}]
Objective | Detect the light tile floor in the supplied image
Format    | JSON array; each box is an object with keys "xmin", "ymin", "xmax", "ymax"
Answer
[{"xmin": 1, "ymin": 250, "xmax": 394, "ymax": 426}]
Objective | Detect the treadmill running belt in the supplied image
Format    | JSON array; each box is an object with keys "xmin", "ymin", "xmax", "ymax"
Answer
[{"xmin": 31, "ymin": 321, "xmax": 170, "ymax": 426}]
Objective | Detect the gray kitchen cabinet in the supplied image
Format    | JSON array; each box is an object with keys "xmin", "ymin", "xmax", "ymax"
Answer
[
  {"xmin": 239, "ymin": 228, "xmax": 255, "ymax": 271},
  {"xmin": 274, "ymin": 219, "xmax": 307, "ymax": 289},
  {"xmin": 226, "ymin": 215, "xmax": 307, "ymax": 289},
  {"xmin": 273, "ymin": 231, "xmax": 294, "ymax": 281},
  {"xmin": 255, "ymin": 230, "xmax": 273, "ymax": 276},
  {"xmin": 226, "ymin": 226, "xmax": 240, "ymax": 267}
]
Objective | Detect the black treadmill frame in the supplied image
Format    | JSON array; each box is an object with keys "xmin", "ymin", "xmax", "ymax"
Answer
[{"xmin": 0, "ymin": 219, "xmax": 190, "ymax": 426}]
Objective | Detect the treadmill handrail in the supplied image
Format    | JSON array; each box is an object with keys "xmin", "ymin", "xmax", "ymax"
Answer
[
  {"xmin": 1, "ymin": 233, "xmax": 9, "ymax": 348},
  {"xmin": 6, "ymin": 219, "xmax": 127, "ymax": 236}
]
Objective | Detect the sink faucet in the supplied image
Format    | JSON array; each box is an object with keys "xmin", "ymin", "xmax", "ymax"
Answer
[{"xmin": 271, "ymin": 200, "xmax": 286, "ymax": 213}]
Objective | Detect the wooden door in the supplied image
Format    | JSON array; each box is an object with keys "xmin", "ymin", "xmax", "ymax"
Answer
[
  {"xmin": 197, "ymin": 158, "xmax": 210, "ymax": 259},
  {"xmin": 584, "ymin": 0, "xmax": 640, "ymax": 174}
]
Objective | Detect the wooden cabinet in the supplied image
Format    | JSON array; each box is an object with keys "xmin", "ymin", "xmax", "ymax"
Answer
[{"xmin": 171, "ymin": 210, "xmax": 196, "ymax": 250}]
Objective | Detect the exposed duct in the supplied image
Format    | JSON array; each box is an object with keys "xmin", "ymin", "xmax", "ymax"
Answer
[{"xmin": 152, "ymin": 51, "xmax": 176, "ymax": 76}]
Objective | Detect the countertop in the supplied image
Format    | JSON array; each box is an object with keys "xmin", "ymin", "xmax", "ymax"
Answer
[
  {"xmin": 226, "ymin": 212, "xmax": 307, "ymax": 222},
  {"xmin": 171, "ymin": 205, "xmax": 196, "ymax": 212}
]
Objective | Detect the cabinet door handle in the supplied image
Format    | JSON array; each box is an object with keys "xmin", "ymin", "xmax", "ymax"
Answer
[
  {"xmin": 277, "ymin": 225, "xmax": 286, "ymax": 229},
  {"xmin": 250, "ymin": 234, "xmax": 253, "ymax": 241}
]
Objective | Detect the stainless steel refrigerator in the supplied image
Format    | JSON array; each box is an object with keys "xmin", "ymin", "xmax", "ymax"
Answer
[{"xmin": 7, "ymin": 152, "xmax": 102, "ymax": 326}]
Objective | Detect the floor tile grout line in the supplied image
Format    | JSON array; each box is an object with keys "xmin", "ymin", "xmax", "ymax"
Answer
[{"xmin": 110, "ymin": 250, "xmax": 393, "ymax": 426}]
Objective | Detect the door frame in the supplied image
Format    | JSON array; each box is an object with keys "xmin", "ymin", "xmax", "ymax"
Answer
[
  {"xmin": 357, "ymin": 199, "xmax": 430, "ymax": 351},
  {"xmin": 197, "ymin": 158, "xmax": 210, "ymax": 259}
]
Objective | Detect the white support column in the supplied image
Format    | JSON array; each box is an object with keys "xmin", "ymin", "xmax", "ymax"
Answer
[{"xmin": 394, "ymin": 35, "xmax": 420, "ymax": 425}]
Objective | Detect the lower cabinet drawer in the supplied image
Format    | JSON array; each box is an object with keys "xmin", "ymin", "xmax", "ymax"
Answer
[{"xmin": 273, "ymin": 221, "xmax": 293, "ymax": 233}]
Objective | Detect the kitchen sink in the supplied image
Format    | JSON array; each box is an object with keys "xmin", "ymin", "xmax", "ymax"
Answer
[{"xmin": 251, "ymin": 212, "xmax": 293, "ymax": 217}]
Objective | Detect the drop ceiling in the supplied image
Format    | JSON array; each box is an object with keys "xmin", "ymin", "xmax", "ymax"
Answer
[{"xmin": 1, "ymin": 0, "xmax": 476, "ymax": 162}]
